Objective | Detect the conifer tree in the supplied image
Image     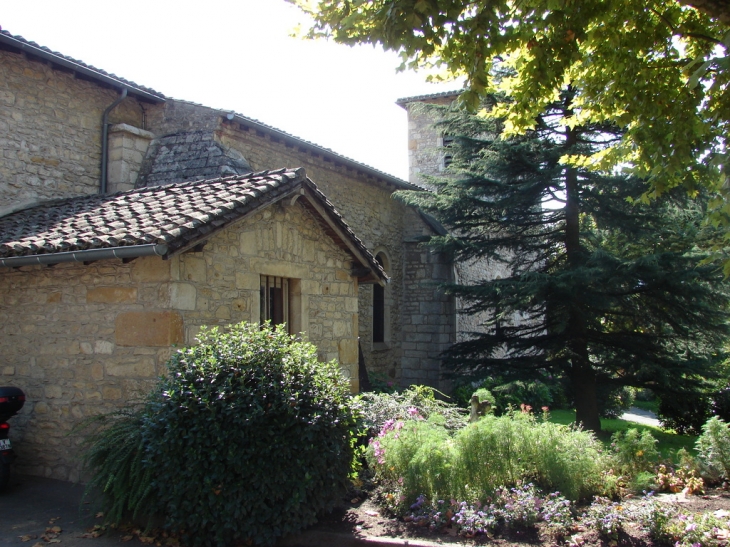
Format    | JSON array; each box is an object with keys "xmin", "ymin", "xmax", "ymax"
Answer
[{"xmin": 397, "ymin": 94, "xmax": 730, "ymax": 432}]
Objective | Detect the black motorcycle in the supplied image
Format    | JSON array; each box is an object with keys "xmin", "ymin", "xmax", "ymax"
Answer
[{"xmin": 0, "ymin": 386, "xmax": 25, "ymax": 491}]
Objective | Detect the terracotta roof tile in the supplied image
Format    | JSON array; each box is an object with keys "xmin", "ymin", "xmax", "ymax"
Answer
[{"xmin": 0, "ymin": 168, "xmax": 387, "ymax": 283}]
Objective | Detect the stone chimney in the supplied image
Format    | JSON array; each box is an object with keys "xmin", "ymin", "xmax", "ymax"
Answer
[{"xmin": 107, "ymin": 124, "xmax": 155, "ymax": 193}]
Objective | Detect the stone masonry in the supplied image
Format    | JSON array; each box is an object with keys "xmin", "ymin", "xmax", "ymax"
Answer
[{"xmin": 0, "ymin": 198, "xmax": 359, "ymax": 481}]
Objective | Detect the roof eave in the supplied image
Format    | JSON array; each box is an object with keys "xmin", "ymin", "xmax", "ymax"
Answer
[
  {"xmin": 0, "ymin": 33, "xmax": 165, "ymax": 104},
  {"xmin": 230, "ymin": 114, "xmax": 421, "ymax": 192}
]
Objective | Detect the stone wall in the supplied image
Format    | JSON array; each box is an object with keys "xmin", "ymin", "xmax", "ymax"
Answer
[
  {"xmin": 402, "ymin": 97, "xmax": 456, "ymax": 188},
  {"xmin": 0, "ymin": 198, "xmax": 359, "ymax": 480},
  {"xmin": 0, "ymin": 49, "xmax": 145, "ymax": 207},
  {"xmin": 400, "ymin": 208, "xmax": 456, "ymax": 391}
]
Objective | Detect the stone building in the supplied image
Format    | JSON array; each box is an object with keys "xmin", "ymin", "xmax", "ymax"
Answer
[{"xmin": 0, "ymin": 30, "xmax": 459, "ymax": 479}]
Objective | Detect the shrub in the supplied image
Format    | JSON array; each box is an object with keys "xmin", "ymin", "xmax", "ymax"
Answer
[
  {"xmin": 657, "ymin": 391, "xmax": 712, "ymax": 435},
  {"xmin": 368, "ymin": 409, "xmax": 605, "ymax": 513},
  {"xmin": 582, "ymin": 497, "xmax": 626, "ymax": 539},
  {"xmin": 696, "ymin": 416, "xmax": 730, "ymax": 481},
  {"xmin": 597, "ymin": 385, "xmax": 635, "ymax": 419},
  {"xmin": 84, "ymin": 322, "xmax": 357, "ymax": 546},
  {"xmin": 610, "ymin": 428, "xmax": 660, "ymax": 475},
  {"xmin": 80, "ymin": 408, "xmax": 159, "ymax": 527},
  {"xmin": 356, "ymin": 385, "xmax": 467, "ymax": 437}
]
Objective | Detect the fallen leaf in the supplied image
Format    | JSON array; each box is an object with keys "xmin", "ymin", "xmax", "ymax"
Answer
[
  {"xmin": 121, "ymin": 536, "xmax": 134, "ymax": 542},
  {"xmin": 49, "ymin": 518, "xmax": 60, "ymax": 524},
  {"xmin": 50, "ymin": 527, "xmax": 62, "ymax": 534},
  {"xmin": 47, "ymin": 540, "xmax": 61, "ymax": 544},
  {"xmin": 32, "ymin": 543, "xmax": 44, "ymax": 547},
  {"xmin": 139, "ymin": 537, "xmax": 155, "ymax": 544},
  {"xmin": 19, "ymin": 535, "xmax": 37, "ymax": 542},
  {"xmin": 350, "ymin": 498, "xmax": 360, "ymax": 504},
  {"xmin": 365, "ymin": 511, "xmax": 379, "ymax": 517},
  {"xmin": 95, "ymin": 512, "xmax": 104, "ymax": 519}
]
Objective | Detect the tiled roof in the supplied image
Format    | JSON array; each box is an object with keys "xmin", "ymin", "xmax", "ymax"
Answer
[
  {"xmin": 0, "ymin": 169, "xmax": 387, "ymax": 282},
  {"xmin": 0, "ymin": 30, "xmax": 165, "ymax": 102},
  {"xmin": 395, "ymin": 90, "xmax": 461, "ymax": 105},
  {"xmin": 137, "ymin": 131, "xmax": 252, "ymax": 187}
]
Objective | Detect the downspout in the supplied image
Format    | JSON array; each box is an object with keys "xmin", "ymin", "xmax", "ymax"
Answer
[{"xmin": 99, "ymin": 88, "xmax": 128, "ymax": 194}]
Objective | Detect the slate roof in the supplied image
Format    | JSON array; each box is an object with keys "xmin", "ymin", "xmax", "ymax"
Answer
[
  {"xmin": 136, "ymin": 131, "xmax": 252, "ymax": 187},
  {"xmin": 0, "ymin": 168, "xmax": 387, "ymax": 283},
  {"xmin": 0, "ymin": 30, "xmax": 165, "ymax": 103}
]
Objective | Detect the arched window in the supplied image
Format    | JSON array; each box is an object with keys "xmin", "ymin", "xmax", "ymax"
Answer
[{"xmin": 373, "ymin": 252, "xmax": 390, "ymax": 344}]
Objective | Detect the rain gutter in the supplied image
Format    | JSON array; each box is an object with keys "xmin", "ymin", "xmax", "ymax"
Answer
[{"xmin": 0, "ymin": 244, "xmax": 168, "ymax": 268}]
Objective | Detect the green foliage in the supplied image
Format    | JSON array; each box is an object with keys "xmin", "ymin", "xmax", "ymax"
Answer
[
  {"xmin": 453, "ymin": 375, "xmax": 560, "ymax": 414},
  {"xmin": 396, "ymin": 100, "xmax": 728, "ymax": 432},
  {"xmin": 597, "ymin": 386, "xmax": 636, "ymax": 419},
  {"xmin": 609, "ymin": 428, "xmax": 661, "ymax": 475},
  {"xmin": 80, "ymin": 409, "xmax": 159, "ymax": 527},
  {"xmin": 583, "ymin": 497, "xmax": 626, "ymax": 539},
  {"xmin": 658, "ymin": 391, "xmax": 713, "ymax": 435},
  {"xmin": 293, "ymin": 0, "xmax": 730, "ymax": 255},
  {"xmin": 472, "ymin": 388, "xmax": 494, "ymax": 405},
  {"xmin": 696, "ymin": 416, "xmax": 730, "ymax": 481},
  {"xmin": 355, "ymin": 384, "xmax": 467, "ymax": 436},
  {"xmin": 83, "ymin": 323, "xmax": 357, "ymax": 547},
  {"xmin": 368, "ymin": 410, "xmax": 605, "ymax": 514}
]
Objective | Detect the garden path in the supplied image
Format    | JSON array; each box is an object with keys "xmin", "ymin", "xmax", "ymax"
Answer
[{"xmin": 620, "ymin": 407, "xmax": 660, "ymax": 427}]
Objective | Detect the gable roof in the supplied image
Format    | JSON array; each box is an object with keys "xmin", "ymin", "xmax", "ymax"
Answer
[{"xmin": 0, "ymin": 168, "xmax": 388, "ymax": 284}]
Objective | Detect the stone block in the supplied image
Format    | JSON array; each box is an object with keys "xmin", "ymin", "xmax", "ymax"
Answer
[
  {"xmin": 170, "ymin": 283, "xmax": 196, "ymax": 310},
  {"xmin": 338, "ymin": 338, "xmax": 358, "ymax": 366},
  {"xmin": 114, "ymin": 311, "xmax": 184, "ymax": 347},
  {"xmin": 180, "ymin": 256, "xmax": 206, "ymax": 282},
  {"xmin": 105, "ymin": 357, "xmax": 156, "ymax": 378},
  {"xmin": 94, "ymin": 340, "xmax": 114, "ymax": 354},
  {"xmin": 131, "ymin": 257, "xmax": 170, "ymax": 282},
  {"xmin": 86, "ymin": 286, "xmax": 137, "ymax": 304}
]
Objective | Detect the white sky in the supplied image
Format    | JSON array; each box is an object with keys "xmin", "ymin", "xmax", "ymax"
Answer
[{"xmin": 1, "ymin": 0, "xmax": 460, "ymax": 181}]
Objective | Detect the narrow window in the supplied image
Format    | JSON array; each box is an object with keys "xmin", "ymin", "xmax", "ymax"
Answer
[
  {"xmin": 260, "ymin": 275, "xmax": 289, "ymax": 331},
  {"xmin": 443, "ymin": 134, "xmax": 455, "ymax": 168},
  {"xmin": 373, "ymin": 255, "xmax": 385, "ymax": 343}
]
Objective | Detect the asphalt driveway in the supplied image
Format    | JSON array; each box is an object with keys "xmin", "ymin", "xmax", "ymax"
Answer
[{"xmin": 0, "ymin": 473, "xmax": 130, "ymax": 547}]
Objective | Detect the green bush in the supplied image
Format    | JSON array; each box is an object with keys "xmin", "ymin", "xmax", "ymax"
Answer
[
  {"xmin": 81, "ymin": 408, "xmax": 159, "ymax": 526},
  {"xmin": 367, "ymin": 410, "xmax": 606, "ymax": 513},
  {"xmin": 696, "ymin": 416, "xmax": 730, "ymax": 481},
  {"xmin": 610, "ymin": 428, "xmax": 660, "ymax": 475},
  {"xmin": 597, "ymin": 385, "xmax": 635, "ymax": 419},
  {"xmin": 84, "ymin": 323, "xmax": 357, "ymax": 546}
]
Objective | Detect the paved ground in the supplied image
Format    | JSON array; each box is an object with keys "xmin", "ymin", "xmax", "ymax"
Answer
[
  {"xmin": 0, "ymin": 473, "xmax": 126, "ymax": 547},
  {"xmin": 621, "ymin": 406, "xmax": 661, "ymax": 427},
  {"xmin": 0, "ymin": 473, "xmax": 408, "ymax": 547}
]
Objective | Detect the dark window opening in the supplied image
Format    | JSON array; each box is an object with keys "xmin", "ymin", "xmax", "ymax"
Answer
[
  {"xmin": 260, "ymin": 275, "xmax": 289, "ymax": 332},
  {"xmin": 443, "ymin": 134, "xmax": 455, "ymax": 168},
  {"xmin": 373, "ymin": 255, "xmax": 385, "ymax": 343}
]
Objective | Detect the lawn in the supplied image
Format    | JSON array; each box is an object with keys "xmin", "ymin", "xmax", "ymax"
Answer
[{"xmin": 548, "ymin": 409, "xmax": 697, "ymax": 457}]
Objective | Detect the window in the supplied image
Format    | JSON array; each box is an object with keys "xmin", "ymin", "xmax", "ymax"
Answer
[
  {"xmin": 442, "ymin": 134, "xmax": 455, "ymax": 169},
  {"xmin": 260, "ymin": 275, "xmax": 290, "ymax": 331},
  {"xmin": 372, "ymin": 253, "xmax": 389, "ymax": 345}
]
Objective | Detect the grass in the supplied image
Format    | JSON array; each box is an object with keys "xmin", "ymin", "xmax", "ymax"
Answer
[
  {"xmin": 632, "ymin": 399, "xmax": 660, "ymax": 413},
  {"xmin": 548, "ymin": 409, "xmax": 697, "ymax": 458}
]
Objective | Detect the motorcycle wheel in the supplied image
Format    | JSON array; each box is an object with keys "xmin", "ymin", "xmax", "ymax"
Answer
[{"xmin": 0, "ymin": 461, "xmax": 9, "ymax": 491}]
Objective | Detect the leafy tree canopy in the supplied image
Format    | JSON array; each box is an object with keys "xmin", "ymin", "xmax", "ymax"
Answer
[{"xmin": 292, "ymin": 0, "xmax": 730, "ymax": 262}]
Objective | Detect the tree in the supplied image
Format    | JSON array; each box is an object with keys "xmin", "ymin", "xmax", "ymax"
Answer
[
  {"xmin": 292, "ymin": 0, "xmax": 730, "ymax": 265},
  {"xmin": 395, "ymin": 96, "xmax": 730, "ymax": 431}
]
